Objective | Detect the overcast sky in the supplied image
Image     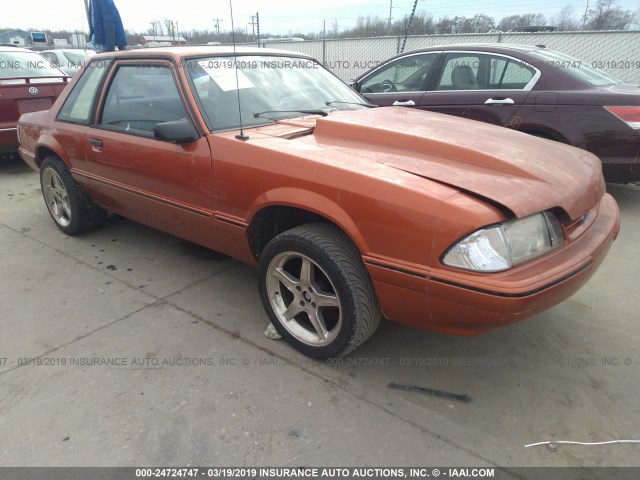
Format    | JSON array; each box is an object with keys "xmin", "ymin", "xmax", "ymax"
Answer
[{"xmin": 2, "ymin": 0, "xmax": 639, "ymax": 35}]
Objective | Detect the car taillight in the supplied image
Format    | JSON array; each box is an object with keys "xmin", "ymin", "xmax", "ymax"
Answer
[{"xmin": 605, "ymin": 106, "xmax": 640, "ymax": 129}]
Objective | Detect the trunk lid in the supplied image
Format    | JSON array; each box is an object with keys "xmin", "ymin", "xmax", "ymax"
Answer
[
  {"xmin": 0, "ymin": 77, "xmax": 68, "ymax": 149},
  {"xmin": 0, "ymin": 78, "xmax": 68, "ymax": 124}
]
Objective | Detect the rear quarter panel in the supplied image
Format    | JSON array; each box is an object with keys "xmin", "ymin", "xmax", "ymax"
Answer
[{"xmin": 1, "ymin": 82, "xmax": 68, "ymax": 151}]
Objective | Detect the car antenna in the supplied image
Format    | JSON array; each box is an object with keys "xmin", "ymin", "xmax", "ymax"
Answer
[{"xmin": 229, "ymin": 0, "xmax": 249, "ymax": 141}]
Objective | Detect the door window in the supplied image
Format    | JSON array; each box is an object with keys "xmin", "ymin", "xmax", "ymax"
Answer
[
  {"xmin": 361, "ymin": 54, "xmax": 437, "ymax": 93},
  {"xmin": 99, "ymin": 64, "xmax": 190, "ymax": 136},
  {"xmin": 436, "ymin": 53, "xmax": 535, "ymax": 90},
  {"xmin": 436, "ymin": 54, "xmax": 480, "ymax": 90}
]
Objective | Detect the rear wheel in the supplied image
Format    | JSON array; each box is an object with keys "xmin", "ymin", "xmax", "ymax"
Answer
[
  {"xmin": 258, "ymin": 223, "xmax": 382, "ymax": 358},
  {"xmin": 40, "ymin": 156, "xmax": 106, "ymax": 235}
]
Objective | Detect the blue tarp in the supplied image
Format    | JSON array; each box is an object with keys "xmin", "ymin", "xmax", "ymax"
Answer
[{"xmin": 88, "ymin": 0, "xmax": 127, "ymax": 52}]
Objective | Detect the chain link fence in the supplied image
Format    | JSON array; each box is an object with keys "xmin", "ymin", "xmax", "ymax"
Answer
[{"xmin": 261, "ymin": 30, "xmax": 640, "ymax": 84}]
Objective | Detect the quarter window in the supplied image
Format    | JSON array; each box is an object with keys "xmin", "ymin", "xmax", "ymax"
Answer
[
  {"xmin": 500, "ymin": 61, "xmax": 535, "ymax": 87},
  {"xmin": 99, "ymin": 64, "xmax": 190, "ymax": 135},
  {"xmin": 57, "ymin": 59, "xmax": 112, "ymax": 124}
]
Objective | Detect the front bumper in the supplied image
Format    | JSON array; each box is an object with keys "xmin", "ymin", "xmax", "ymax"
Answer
[{"xmin": 365, "ymin": 193, "xmax": 620, "ymax": 335}]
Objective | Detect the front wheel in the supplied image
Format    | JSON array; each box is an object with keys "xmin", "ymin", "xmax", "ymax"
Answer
[
  {"xmin": 40, "ymin": 156, "xmax": 106, "ymax": 235},
  {"xmin": 257, "ymin": 223, "xmax": 382, "ymax": 358}
]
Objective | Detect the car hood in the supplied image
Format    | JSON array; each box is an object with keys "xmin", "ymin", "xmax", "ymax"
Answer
[{"xmin": 296, "ymin": 107, "xmax": 603, "ymax": 220}]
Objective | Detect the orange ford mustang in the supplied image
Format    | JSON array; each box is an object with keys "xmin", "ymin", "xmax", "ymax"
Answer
[{"xmin": 17, "ymin": 47, "xmax": 620, "ymax": 358}]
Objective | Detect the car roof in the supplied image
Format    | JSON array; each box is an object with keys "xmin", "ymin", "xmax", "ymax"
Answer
[
  {"xmin": 41, "ymin": 49, "xmax": 94, "ymax": 52},
  {"xmin": 92, "ymin": 46, "xmax": 314, "ymax": 61},
  {"xmin": 0, "ymin": 46, "xmax": 36, "ymax": 53},
  {"xmin": 405, "ymin": 43, "xmax": 548, "ymax": 54}
]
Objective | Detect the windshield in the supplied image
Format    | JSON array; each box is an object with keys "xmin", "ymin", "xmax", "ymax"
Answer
[
  {"xmin": 0, "ymin": 50, "xmax": 66, "ymax": 79},
  {"xmin": 186, "ymin": 55, "xmax": 367, "ymax": 131},
  {"xmin": 528, "ymin": 49, "xmax": 623, "ymax": 86},
  {"xmin": 62, "ymin": 50, "xmax": 93, "ymax": 65}
]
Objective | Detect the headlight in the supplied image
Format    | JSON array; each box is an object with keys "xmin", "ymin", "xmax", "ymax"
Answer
[{"xmin": 442, "ymin": 211, "xmax": 564, "ymax": 272}]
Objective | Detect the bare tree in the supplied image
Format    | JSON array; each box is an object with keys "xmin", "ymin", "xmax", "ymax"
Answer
[
  {"xmin": 353, "ymin": 15, "xmax": 387, "ymax": 37},
  {"xmin": 413, "ymin": 12, "xmax": 436, "ymax": 34},
  {"xmin": 393, "ymin": 11, "xmax": 435, "ymax": 35},
  {"xmin": 435, "ymin": 16, "xmax": 467, "ymax": 35},
  {"xmin": 497, "ymin": 13, "xmax": 547, "ymax": 31},
  {"xmin": 163, "ymin": 19, "xmax": 174, "ymax": 38},
  {"xmin": 147, "ymin": 20, "xmax": 162, "ymax": 36},
  {"xmin": 631, "ymin": 8, "xmax": 640, "ymax": 29},
  {"xmin": 434, "ymin": 16, "xmax": 449, "ymax": 34},
  {"xmin": 331, "ymin": 18, "xmax": 339, "ymax": 38},
  {"xmin": 555, "ymin": 4, "xmax": 580, "ymax": 31},
  {"xmin": 466, "ymin": 13, "xmax": 496, "ymax": 33},
  {"xmin": 125, "ymin": 29, "xmax": 139, "ymax": 46},
  {"xmin": 586, "ymin": 0, "xmax": 633, "ymax": 30}
]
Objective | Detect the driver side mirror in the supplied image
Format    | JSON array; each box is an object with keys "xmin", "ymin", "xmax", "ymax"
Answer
[{"xmin": 154, "ymin": 118, "xmax": 198, "ymax": 144}]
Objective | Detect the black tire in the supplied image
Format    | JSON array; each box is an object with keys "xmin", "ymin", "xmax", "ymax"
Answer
[
  {"xmin": 40, "ymin": 156, "xmax": 107, "ymax": 235},
  {"xmin": 257, "ymin": 223, "xmax": 382, "ymax": 358}
]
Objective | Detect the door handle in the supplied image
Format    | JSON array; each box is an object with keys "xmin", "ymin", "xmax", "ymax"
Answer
[
  {"xmin": 88, "ymin": 138, "xmax": 103, "ymax": 148},
  {"xmin": 392, "ymin": 100, "xmax": 416, "ymax": 106},
  {"xmin": 484, "ymin": 98, "xmax": 515, "ymax": 105}
]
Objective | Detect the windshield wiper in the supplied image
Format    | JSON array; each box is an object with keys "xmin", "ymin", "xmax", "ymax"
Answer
[
  {"xmin": 326, "ymin": 100, "xmax": 378, "ymax": 108},
  {"xmin": 253, "ymin": 109, "xmax": 328, "ymax": 119}
]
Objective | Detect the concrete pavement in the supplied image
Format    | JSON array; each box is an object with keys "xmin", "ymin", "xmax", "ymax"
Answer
[{"xmin": 1, "ymin": 158, "xmax": 638, "ymax": 467}]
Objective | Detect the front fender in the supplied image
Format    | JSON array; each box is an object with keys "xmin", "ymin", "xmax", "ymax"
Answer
[{"xmin": 246, "ymin": 187, "xmax": 370, "ymax": 255}]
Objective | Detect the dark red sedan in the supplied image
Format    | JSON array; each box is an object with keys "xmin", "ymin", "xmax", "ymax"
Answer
[
  {"xmin": 351, "ymin": 44, "xmax": 640, "ymax": 183},
  {"xmin": 1, "ymin": 46, "xmax": 69, "ymax": 160}
]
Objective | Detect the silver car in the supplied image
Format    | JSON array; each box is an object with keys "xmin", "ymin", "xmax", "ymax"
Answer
[{"xmin": 39, "ymin": 49, "xmax": 96, "ymax": 75}]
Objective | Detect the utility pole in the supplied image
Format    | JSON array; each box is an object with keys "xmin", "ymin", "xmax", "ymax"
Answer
[
  {"xmin": 256, "ymin": 12, "xmax": 260, "ymax": 47},
  {"xmin": 249, "ymin": 15, "xmax": 257, "ymax": 41},
  {"xmin": 171, "ymin": 21, "xmax": 176, "ymax": 43},
  {"xmin": 213, "ymin": 18, "xmax": 223, "ymax": 35},
  {"xmin": 387, "ymin": 0, "xmax": 393, "ymax": 35},
  {"xmin": 249, "ymin": 12, "xmax": 261, "ymax": 46}
]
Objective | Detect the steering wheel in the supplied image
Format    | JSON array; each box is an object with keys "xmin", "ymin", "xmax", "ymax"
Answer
[{"xmin": 381, "ymin": 79, "xmax": 397, "ymax": 92}]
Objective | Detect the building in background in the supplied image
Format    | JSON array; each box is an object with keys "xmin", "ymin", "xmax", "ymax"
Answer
[
  {"xmin": 70, "ymin": 33, "xmax": 87, "ymax": 47},
  {"xmin": 139, "ymin": 35, "xmax": 186, "ymax": 46},
  {"xmin": 0, "ymin": 29, "xmax": 31, "ymax": 46}
]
